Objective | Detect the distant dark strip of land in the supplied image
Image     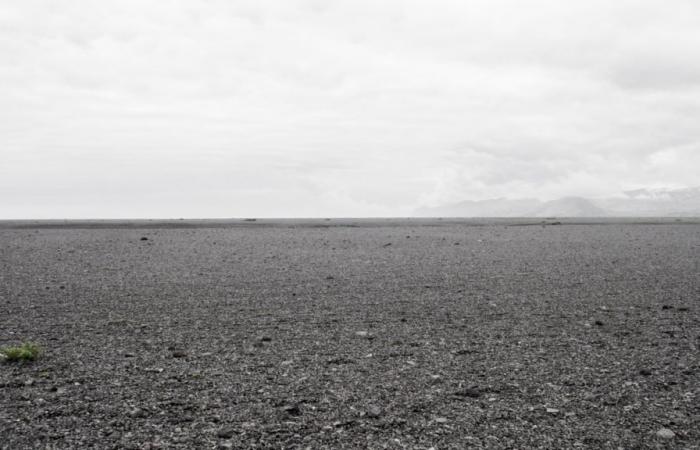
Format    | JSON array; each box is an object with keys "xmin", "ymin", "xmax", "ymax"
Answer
[{"xmin": 0, "ymin": 217, "xmax": 698, "ymax": 229}]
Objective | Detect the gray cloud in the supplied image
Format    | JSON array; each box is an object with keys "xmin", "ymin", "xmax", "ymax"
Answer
[{"xmin": 1, "ymin": 0, "xmax": 699, "ymax": 217}]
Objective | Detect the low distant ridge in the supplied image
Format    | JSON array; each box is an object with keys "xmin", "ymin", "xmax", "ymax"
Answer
[
  {"xmin": 416, "ymin": 187, "xmax": 700, "ymax": 217},
  {"xmin": 531, "ymin": 197, "xmax": 607, "ymax": 217}
]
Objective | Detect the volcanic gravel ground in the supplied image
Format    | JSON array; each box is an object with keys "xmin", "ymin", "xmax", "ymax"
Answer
[{"xmin": 0, "ymin": 220, "xmax": 698, "ymax": 449}]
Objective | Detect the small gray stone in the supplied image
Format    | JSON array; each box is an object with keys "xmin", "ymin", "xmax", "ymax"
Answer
[
  {"xmin": 366, "ymin": 405, "xmax": 382, "ymax": 418},
  {"xmin": 656, "ymin": 428, "xmax": 675, "ymax": 439}
]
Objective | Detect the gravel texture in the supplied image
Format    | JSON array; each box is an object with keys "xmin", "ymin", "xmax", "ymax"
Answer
[{"xmin": 0, "ymin": 219, "xmax": 698, "ymax": 449}]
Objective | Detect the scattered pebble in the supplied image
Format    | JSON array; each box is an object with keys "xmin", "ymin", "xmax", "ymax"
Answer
[{"xmin": 6, "ymin": 220, "xmax": 698, "ymax": 448}]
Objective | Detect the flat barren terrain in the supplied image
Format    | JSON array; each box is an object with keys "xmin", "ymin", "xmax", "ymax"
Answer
[{"xmin": 1, "ymin": 219, "xmax": 698, "ymax": 449}]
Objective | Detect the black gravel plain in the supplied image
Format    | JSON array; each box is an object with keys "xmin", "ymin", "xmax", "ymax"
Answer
[{"xmin": 1, "ymin": 219, "xmax": 699, "ymax": 449}]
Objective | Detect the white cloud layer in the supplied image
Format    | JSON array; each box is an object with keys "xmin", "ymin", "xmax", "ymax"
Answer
[{"xmin": 1, "ymin": 0, "xmax": 699, "ymax": 217}]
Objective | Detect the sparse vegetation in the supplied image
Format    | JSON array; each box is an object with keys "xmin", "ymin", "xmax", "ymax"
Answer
[{"xmin": 1, "ymin": 342, "xmax": 41, "ymax": 362}]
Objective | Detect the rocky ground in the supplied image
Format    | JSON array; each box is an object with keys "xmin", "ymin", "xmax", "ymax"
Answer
[{"xmin": 0, "ymin": 219, "xmax": 698, "ymax": 449}]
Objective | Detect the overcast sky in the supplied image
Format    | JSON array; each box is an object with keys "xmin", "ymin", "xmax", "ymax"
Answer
[{"xmin": 2, "ymin": 0, "xmax": 699, "ymax": 218}]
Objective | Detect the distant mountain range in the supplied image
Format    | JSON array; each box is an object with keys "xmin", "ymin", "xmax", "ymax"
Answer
[{"xmin": 415, "ymin": 187, "xmax": 700, "ymax": 217}]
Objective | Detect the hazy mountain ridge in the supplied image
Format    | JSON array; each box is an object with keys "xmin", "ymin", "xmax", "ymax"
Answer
[{"xmin": 416, "ymin": 187, "xmax": 700, "ymax": 217}]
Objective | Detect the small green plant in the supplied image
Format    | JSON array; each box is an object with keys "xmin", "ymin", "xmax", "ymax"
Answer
[{"xmin": 1, "ymin": 342, "xmax": 41, "ymax": 362}]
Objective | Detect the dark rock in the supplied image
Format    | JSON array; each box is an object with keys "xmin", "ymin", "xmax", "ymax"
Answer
[
  {"xmin": 639, "ymin": 368, "xmax": 652, "ymax": 376},
  {"xmin": 140, "ymin": 237, "xmax": 148, "ymax": 241},
  {"xmin": 453, "ymin": 349, "xmax": 475, "ymax": 355},
  {"xmin": 453, "ymin": 387, "xmax": 481, "ymax": 398},
  {"xmin": 327, "ymin": 357, "xmax": 355, "ymax": 365},
  {"xmin": 216, "ymin": 428, "xmax": 236, "ymax": 439},
  {"xmin": 171, "ymin": 351, "xmax": 187, "ymax": 358},
  {"xmin": 594, "ymin": 320, "xmax": 604, "ymax": 326},
  {"xmin": 283, "ymin": 404, "xmax": 301, "ymax": 416}
]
